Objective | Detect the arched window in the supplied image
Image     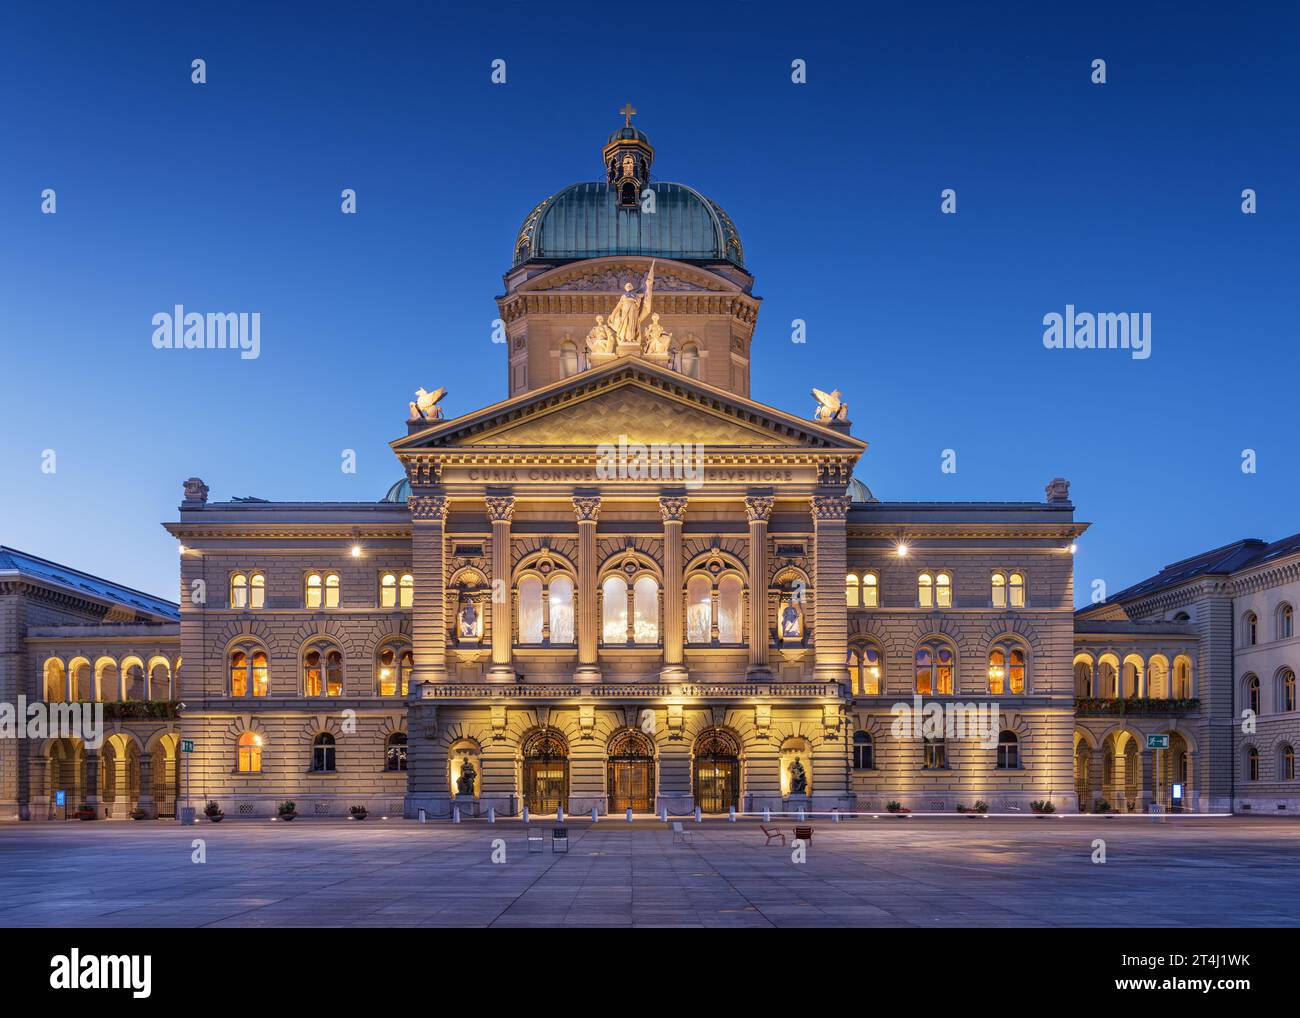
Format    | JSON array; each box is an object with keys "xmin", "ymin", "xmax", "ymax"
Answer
[
  {"xmin": 602, "ymin": 576, "xmax": 628, "ymax": 644},
  {"xmin": 852, "ymin": 731, "xmax": 874, "ymax": 770},
  {"xmin": 687, "ymin": 575, "xmax": 712, "ymax": 644},
  {"xmin": 633, "ymin": 575, "xmax": 659, "ymax": 644},
  {"xmin": 96, "ymin": 658, "xmax": 119, "ymax": 701},
  {"xmin": 861, "ymin": 572, "xmax": 878, "ymax": 608},
  {"xmin": 1246, "ymin": 746, "xmax": 1259, "ymax": 782},
  {"xmin": 846, "ymin": 573, "xmax": 860, "ymax": 607},
  {"xmin": 149, "ymin": 659, "xmax": 171, "ymax": 700},
  {"xmin": 518, "ymin": 576, "xmax": 544, "ymax": 644},
  {"xmin": 399, "ymin": 573, "xmax": 414, "ymax": 608},
  {"xmin": 923, "ymin": 737, "xmax": 947, "ymax": 769},
  {"xmin": 230, "ymin": 648, "xmax": 268, "ymax": 697},
  {"xmin": 558, "ymin": 340, "xmax": 579, "ymax": 378},
  {"xmin": 325, "ymin": 573, "xmax": 340, "ymax": 608},
  {"xmin": 69, "ymin": 659, "xmax": 91, "ymax": 701},
  {"xmin": 988, "ymin": 641, "xmax": 1026, "ymax": 694},
  {"xmin": 1173, "ymin": 656, "xmax": 1193, "ymax": 699},
  {"xmin": 377, "ymin": 645, "xmax": 413, "ymax": 697},
  {"xmin": 996, "ymin": 730, "xmax": 1020, "ymax": 769},
  {"xmin": 43, "ymin": 659, "xmax": 65, "ymax": 702},
  {"xmin": 991, "ymin": 572, "xmax": 1006, "ymax": 608},
  {"xmin": 304, "ymin": 647, "xmax": 344, "ymax": 697},
  {"xmin": 1074, "ymin": 658, "xmax": 1094, "ymax": 697},
  {"xmin": 1244, "ymin": 611, "xmax": 1258, "ymax": 645},
  {"xmin": 312, "ymin": 733, "xmax": 336, "ymax": 772},
  {"xmin": 679, "ymin": 342, "xmax": 700, "ymax": 378},
  {"xmin": 305, "ymin": 572, "xmax": 339, "ymax": 608},
  {"xmin": 1121, "ymin": 655, "xmax": 1143, "ymax": 698},
  {"xmin": 848, "ymin": 643, "xmax": 882, "ymax": 695},
  {"xmin": 1008, "ymin": 572, "xmax": 1025, "ymax": 608},
  {"xmin": 549, "ymin": 576, "xmax": 575, "ymax": 644},
  {"xmin": 380, "ymin": 572, "xmax": 398, "ymax": 608},
  {"xmin": 1279, "ymin": 603, "xmax": 1294, "ymax": 640},
  {"xmin": 1280, "ymin": 668, "xmax": 1296, "ymax": 712},
  {"xmin": 237, "ymin": 731, "xmax": 262, "ymax": 773},
  {"xmin": 935, "ymin": 572, "xmax": 952, "ymax": 608},
  {"xmin": 123, "ymin": 659, "xmax": 146, "ymax": 700},
  {"xmin": 918, "ymin": 573, "xmax": 933, "ymax": 608},
  {"xmin": 386, "ymin": 733, "xmax": 408, "ymax": 772},
  {"xmin": 1147, "ymin": 655, "xmax": 1169, "ymax": 699},
  {"xmin": 718, "ymin": 575, "xmax": 743, "ymax": 643},
  {"xmin": 1245, "ymin": 674, "xmax": 1260, "ymax": 714},
  {"xmin": 1282, "ymin": 745, "xmax": 1296, "ymax": 781},
  {"xmin": 231, "ymin": 573, "xmax": 248, "ymax": 608},
  {"xmin": 847, "ymin": 647, "xmax": 861, "ymax": 693},
  {"xmin": 916, "ymin": 639, "xmax": 955, "ymax": 695}
]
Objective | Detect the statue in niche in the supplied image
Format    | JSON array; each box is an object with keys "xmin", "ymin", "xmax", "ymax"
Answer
[
  {"xmin": 585, "ymin": 315, "xmax": 616, "ymax": 354},
  {"xmin": 643, "ymin": 313, "xmax": 672, "ymax": 356},
  {"xmin": 457, "ymin": 600, "xmax": 480, "ymax": 640},
  {"xmin": 788, "ymin": 758, "xmax": 808, "ymax": 795},
  {"xmin": 457, "ymin": 758, "xmax": 477, "ymax": 797},
  {"xmin": 780, "ymin": 600, "xmax": 802, "ymax": 640}
]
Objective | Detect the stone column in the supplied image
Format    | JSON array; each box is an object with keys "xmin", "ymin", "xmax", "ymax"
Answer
[
  {"xmin": 745, "ymin": 495, "xmax": 774, "ymax": 678},
  {"xmin": 408, "ymin": 495, "xmax": 450, "ymax": 687},
  {"xmin": 137, "ymin": 751, "xmax": 155, "ymax": 819},
  {"xmin": 659, "ymin": 496, "xmax": 688, "ymax": 680},
  {"xmin": 83, "ymin": 750, "xmax": 101, "ymax": 819},
  {"xmin": 1139, "ymin": 749, "xmax": 1154, "ymax": 813},
  {"xmin": 811, "ymin": 495, "xmax": 852, "ymax": 685},
  {"xmin": 486, "ymin": 495, "xmax": 516, "ymax": 683},
  {"xmin": 1088, "ymin": 746, "xmax": 1104, "ymax": 812},
  {"xmin": 29, "ymin": 754, "xmax": 47, "ymax": 821},
  {"xmin": 573, "ymin": 495, "xmax": 602, "ymax": 683}
]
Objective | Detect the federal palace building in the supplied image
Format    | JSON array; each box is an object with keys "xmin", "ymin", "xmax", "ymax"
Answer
[{"xmin": 3, "ymin": 116, "xmax": 1298, "ymax": 822}]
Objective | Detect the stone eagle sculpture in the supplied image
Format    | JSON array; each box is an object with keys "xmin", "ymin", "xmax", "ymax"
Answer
[
  {"xmin": 408, "ymin": 386, "xmax": 447, "ymax": 422},
  {"xmin": 811, "ymin": 387, "xmax": 848, "ymax": 422}
]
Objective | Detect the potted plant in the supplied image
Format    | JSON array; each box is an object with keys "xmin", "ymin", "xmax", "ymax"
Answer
[
  {"xmin": 886, "ymin": 800, "xmax": 911, "ymax": 816},
  {"xmin": 75, "ymin": 802, "xmax": 96, "ymax": 821},
  {"xmin": 1030, "ymin": 800, "xmax": 1056, "ymax": 816},
  {"xmin": 349, "ymin": 805, "xmax": 368, "ymax": 821},
  {"xmin": 129, "ymin": 807, "xmax": 148, "ymax": 821},
  {"xmin": 278, "ymin": 800, "xmax": 298, "ymax": 821},
  {"xmin": 203, "ymin": 800, "xmax": 224, "ymax": 823},
  {"xmin": 972, "ymin": 799, "xmax": 989, "ymax": 815},
  {"xmin": 1092, "ymin": 797, "xmax": 1114, "ymax": 815}
]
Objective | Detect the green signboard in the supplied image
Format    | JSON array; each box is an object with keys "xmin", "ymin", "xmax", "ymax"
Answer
[
  {"xmin": 1146, "ymin": 734, "xmax": 1170, "ymax": 750},
  {"xmin": 181, "ymin": 739, "xmax": 195, "ymax": 753}
]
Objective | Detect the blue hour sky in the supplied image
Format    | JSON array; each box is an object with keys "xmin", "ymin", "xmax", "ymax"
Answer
[{"xmin": 1, "ymin": 1, "xmax": 1296, "ymax": 604}]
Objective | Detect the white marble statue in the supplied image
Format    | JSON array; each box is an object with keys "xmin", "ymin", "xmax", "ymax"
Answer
[
  {"xmin": 643, "ymin": 313, "xmax": 672, "ymax": 356},
  {"xmin": 409, "ymin": 386, "xmax": 446, "ymax": 422},
  {"xmin": 585, "ymin": 315, "xmax": 616, "ymax": 355},
  {"xmin": 603, "ymin": 260, "xmax": 655, "ymax": 347}
]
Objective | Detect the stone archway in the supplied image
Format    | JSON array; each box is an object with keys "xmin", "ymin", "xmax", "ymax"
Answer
[
  {"xmin": 606, "ymin": 728, "xmax": 655, "ymax": 814},
  {"xmin": 521, "ymin": 729, "xmax": 569, "ymax": 815},
  {"xmin": 692, "ymin": 728, "xmax": 740, "ymax": 814}
]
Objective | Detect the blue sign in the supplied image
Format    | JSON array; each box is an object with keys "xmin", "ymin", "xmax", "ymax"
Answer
[{"xmin": 55, "ymin": 790, "xmax": 65, "ymax": 807}]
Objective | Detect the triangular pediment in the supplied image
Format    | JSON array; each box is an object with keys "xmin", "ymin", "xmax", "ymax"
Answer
[{"xmin": 392, "ymin": 357, "xmax": 865, "ymax": 454}]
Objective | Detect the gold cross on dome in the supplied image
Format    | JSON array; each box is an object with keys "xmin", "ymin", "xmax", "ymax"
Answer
[{"xmin": 620, "ymin": 103, "xmax": 637, "ymax": 127}]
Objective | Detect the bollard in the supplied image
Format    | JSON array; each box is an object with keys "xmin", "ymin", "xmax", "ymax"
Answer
[
  {"xmin": 418, "ymin": 808, "xmax": 426, "ymax": 825},
  {"xmin": 694, "ymin": 806, "xmax": 702, "ymax": 823},
  {"xmin": 557, "ymin": 807, "xmax": 565, "ymax": 824},
  {"xmin": 521, "ymin": 806, "xmax": 529, "ymax": 825},
  {"xmin": 729, "ymin": 806, "xmax": 736, "ymax": 823},
  {"xmin": 488, "ymin": 806, "xmax": 496, "ymax": 824},
  {"xmin": 452, "ymin": 806, "xmax": 461, "ymax": 824},
  {"xmin": 659, "ymin": 804, "xmax": 667, "ymax": 823},
  {"xmin": 832, "ymin": 809, "xmax": 840, "ymax": 823},
  {"xmin": 763, "ymin": 808, "xmax": 771, "ymax": 823},
  {"xmin": 626, "ymin": 807, "xmax": 633, "ymax": 823},
  {"xmin": 797, "ymin": 807, "xmax": 806, "ymax": 822},
  {"xmin": 591, "ymin": 805, "xmax": 598, "ymax": 823}
]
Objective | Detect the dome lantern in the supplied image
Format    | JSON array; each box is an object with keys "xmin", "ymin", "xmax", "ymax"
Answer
[{"xmin": 603, "ymin": 103, "xmax": 654, "ymax": 208}]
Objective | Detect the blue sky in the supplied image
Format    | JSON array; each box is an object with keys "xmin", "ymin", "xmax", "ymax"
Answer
[{"xmin": 1, "ymin": 1, "xmax": 1297, "ymax": 604}]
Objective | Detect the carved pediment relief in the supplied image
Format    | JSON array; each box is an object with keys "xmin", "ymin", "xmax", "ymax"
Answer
[{"xmin": 527, "ymin": 260, "xmax": 729, "ymax": 294}]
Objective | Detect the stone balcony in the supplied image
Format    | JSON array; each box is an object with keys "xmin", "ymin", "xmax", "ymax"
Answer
[{"xmin": 1074, "ymin": 697, "xmax": 1200, "ymax": 717}]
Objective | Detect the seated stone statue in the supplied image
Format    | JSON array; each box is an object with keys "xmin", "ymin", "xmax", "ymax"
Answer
[
  {"xmin": 643, "ymin": 313, "xmax": 672, "ymax": 356},
  {"xmin": 586, "ymin": 316, "xmax": 615, "ymax": 354},
  {"xmin": 788, "ymin": 758, "xmax": 808, "ymax": 795},
  {"xmin": 457, "ymin": 759, "xmax": 477, "ymax": 797}
]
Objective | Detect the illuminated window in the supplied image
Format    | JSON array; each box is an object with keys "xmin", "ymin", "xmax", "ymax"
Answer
[
  {"xmin": 237, "ymin": 731, "xmax": 262, "ymax": 773},
  {"xmin": 386, "ymin": 733, "xmax": 408, "ymax": 772},
  {"xmin": 988, "ymin": 641, "xmax": 1027, "ymax": 694},
  {"xmin": 846, "ymin": 573, "xmax": 859, "ymax": 607},
  {"xmin": 861, "ymin": 644, "xmax": 882, "ymax": 694},
  {"xmin": 916, "ymin": 639, "xmax": 955, "ymax": 695},
  {"xmin": 633, "ymin": 575, "xmax": 659, "ymax": 644},
  {"xmin": 847, "ymin": 647, "xmax": 860, "ymax": 693},
  {"xmin": 602, "ymin": 576, "xmax": 628, "ymax": 644},
  {"xmin": 399, "ymin": 573, "xmax": 414, "ymax": 608},
  {"xmin": 549, "ymin": 576, "xmax": 574, "ymax": 644},
  {"xmin": 377, "ymin": 645, "xmax": 412, "ymax": 697},
  {"xmin": 312, "ymin": 733, "xmax": 336, "ymax": 772},
  {"xmin": 518, "ymin": 576, "xmax": 544, "ymax": 644},
  {"xmin": 325, "ymin": 573, "xmax": 340, "ymax": 608},
  {"xmin": 996, "ymin": 730, "xmax": 1020, "ymax": 769},
  {"xmin": 852, "ymin": 731, "xmax": 874, "ymax": 770},
  {"xmin": 306, "ymin": 573, "xmax": 322, "ymax": 609},
  {"xmin": 991, "ymin": 572, "xmax": 1006, "ymax": 608},
  {"xmin": 923, "ymin": 737, "xmax": 947, "ymax": 769},
  {"xmin": 861, "ymin": 572, "xmax": 878, "ymax": 608},
  {"xmin": 918, "ymin": 573, "xmax": 933, "ymax": 608},
  {"xmin": 1008, "ymin": 572, "xmax": 1025, "ymax": 608},
  {"xmin": 304, "ymin": 647, "xmax": 344, "ymax": 697},
  {"xmin": 935, "ymin": 572, "xmax": 952, "ymax": 608},
  {"xmin": 718, "ymin": 575, "xmax": 743, "ymax": 643},
  {"xmin": 231, "ymin": 573, "xmax": 248, "ymax": 608},
  {"xmin": 380, "ymin": 572, "xmax": 397, "ymax": 608},
  {"xmin": 230, "ymin": 649, "xmax": 268, "ymax": 697},
  {"xmin": 250, "ymin": 573, "xmax": 265, "ymax": 609},
  {"xmin": 687, "ymin": 575, "xmax": 712, "ymax": 644}
]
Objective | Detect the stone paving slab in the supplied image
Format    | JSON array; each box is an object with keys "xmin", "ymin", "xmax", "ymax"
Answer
[{"xmin": 1, "ymin": 817, "xmax": 1298, "ymax": 927}]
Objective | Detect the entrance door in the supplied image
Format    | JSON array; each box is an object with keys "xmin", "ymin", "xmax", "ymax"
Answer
[
  {"xmin": 607, "ymin": 729, "xmax": 655, "ymax": 813},
  {"xmin": 693, "ymin": 729, "xmax": 740, "ymax": 814},
  {"xmin": 522, "ymin": 730, "xmax": 569, "ymax": 814}
]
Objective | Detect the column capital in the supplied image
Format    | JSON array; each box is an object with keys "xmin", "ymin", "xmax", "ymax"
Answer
[
  {"xmin": 744, "ymin": 495, "xmax": 775, "ymax": 523},
  {"xmin": 811, "ymin": 494, "xmax": 852, "ymax": 521},
  {"xmin": 485, "ymin": 495, "xmax": 516, "ymax": 523},
  {"xmin": 408, "ymin": 495, "xmax": 449, "ymax": 522},
  {"xmin": 658, "ymin": 495, "xmax": 689, "ymax": 523},
  {"xmin": 572, "ymin": 495, "xmax": 602, "ymax": 523}
]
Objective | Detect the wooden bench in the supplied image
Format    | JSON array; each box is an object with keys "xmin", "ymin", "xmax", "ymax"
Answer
[
  {"xmin": 760, "ymin": 824, "xmax": 785, "ymax": 846},
  {"xmin": 794, "ymin": 825, "xmax": 813, "ymax": 843}
]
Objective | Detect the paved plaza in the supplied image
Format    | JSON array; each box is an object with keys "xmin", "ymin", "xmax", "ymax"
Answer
[{"xmin": 0, "ymin": 816, "xmax": 1297, "ymax": 927}]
